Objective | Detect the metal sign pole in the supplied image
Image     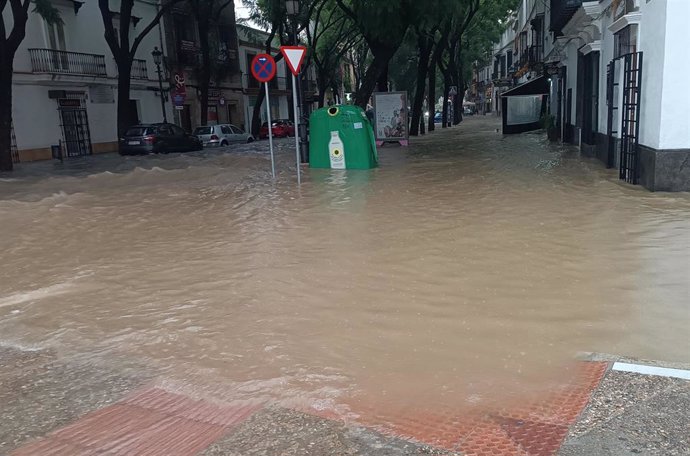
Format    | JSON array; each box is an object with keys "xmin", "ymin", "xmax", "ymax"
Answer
[
  {"xmin": 291, "ymin": 74, "xmax": 301, "ymax": 185},
  {"xmin": 264, "ymin": 83, "xmax": 276, "ymax": 179}
]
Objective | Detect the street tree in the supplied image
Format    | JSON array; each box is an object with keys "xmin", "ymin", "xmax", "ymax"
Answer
[
  {"xmin": 458, "ymin": 3, "xmax": 513, "ymax": 115},
  {"xmin": 304, "ymin": 0, "xmax": 361, "ymax": 107},
  {"xmin": 347, "ymin": 39, "xmax": 370, "ymax": 95},
  {"xmin": 98, "ymin": 0, "xmax": 183, "ymax": 139},
  {"xmin": 406, "ymin": 0, "xmax": 449, "ymax": 136},
  {"xmin": 0, "ymin": 0, "xmax": 61, "ymax": 171},
  {"xmin": 334, "ymin": 0, "xmax": 419, "ymax": 107},
  {"xmin": 188, "ymin": 0, "xmax": 239, "ymax": 125},
  {"xmin": 242, "ymin": 0, "xmax": 321, "ymax": 136},
  {"xmin": 443, "ymin": 0, "xmax": 518, "ymax": 125}
]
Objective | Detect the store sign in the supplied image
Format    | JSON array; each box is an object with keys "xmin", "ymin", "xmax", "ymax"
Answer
[
  {"xmin": 172, "ymin": 71, "xmax": 186, "ymax": 110},
  {"xmin": 180, "ymin": 40, "xmax": 197, "ymax": 52},
  {"xmin": 58, "ymin": 98, "xmax": 82, "ymax": 108},
  {"xmin": 208, "ymin": 89, "xmax": 222, "ymax": 104}
]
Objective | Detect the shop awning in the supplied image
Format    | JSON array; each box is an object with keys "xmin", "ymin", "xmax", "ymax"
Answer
[{"xmin": 501, "ymin": 76, "xmax": 549, "ymax": 97}]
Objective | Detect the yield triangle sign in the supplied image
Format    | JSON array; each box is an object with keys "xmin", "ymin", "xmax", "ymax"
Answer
[{"xmin": 280, "ymin": 46, "xmax": 307, "ymax": 76}]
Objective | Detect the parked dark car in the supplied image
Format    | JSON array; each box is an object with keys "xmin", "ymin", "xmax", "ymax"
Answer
[
  {"xmin": 119, "ymin": 123, "xmax": 202, "ymax": 155},
  {"xmin": 259, "ymin": 120, "xmax": 295, "ymax": 139}
]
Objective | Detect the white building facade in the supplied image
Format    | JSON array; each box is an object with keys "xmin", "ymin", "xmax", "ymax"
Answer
[
  {"xmin": 481, "ymin": 0, "xmax": 689, "ymax": 191},
  {"xmin": 8, "ymin": 0, "xmax": 173, "ymax": 162},
  {"xmin": 550, "ymin": 0, "xmax": 690, "ymax": 191}
]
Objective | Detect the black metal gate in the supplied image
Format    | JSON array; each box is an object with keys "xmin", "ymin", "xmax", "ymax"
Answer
[
  {"xmin": 10, "ymin": 121, "xmax": 19, "ymax": 163},
  {"xmin": 619, "ymin": 52, "xmax": 643, "ymax": 184},
  {"xmin": 58, "ymin": 99, "xmax": 92, "ymax": 157},
  {"xmin": 605, "ymin": 60, "xmax": 619, "ymax": 168},
  {"xmin": 606, "ymin": 52, "xmax": 643, "ymax": 182}
]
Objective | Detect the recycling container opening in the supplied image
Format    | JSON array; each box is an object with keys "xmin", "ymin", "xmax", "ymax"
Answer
[{"xmin": 309, "ymin": 105, "xmax": 378, "ymax": 170}]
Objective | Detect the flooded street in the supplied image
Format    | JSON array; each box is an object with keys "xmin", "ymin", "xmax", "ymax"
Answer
[{"xmin": 1, "ymin": 116, "xmax": 689, "ymax": 418}]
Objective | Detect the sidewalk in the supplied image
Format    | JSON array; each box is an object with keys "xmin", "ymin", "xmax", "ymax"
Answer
[{"xmin": 3, "ymin": 344, "xmax": 687, "ymax": 455}]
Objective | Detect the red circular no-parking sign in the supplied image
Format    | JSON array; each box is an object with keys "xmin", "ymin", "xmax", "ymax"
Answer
[{"xmin": 251, "ymin": 54, "xmax": 277, "ymax": 83}]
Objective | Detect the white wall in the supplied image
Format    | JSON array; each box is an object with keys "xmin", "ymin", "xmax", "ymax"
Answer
[
  {"xmin": 657, "ymin": 0, "xmax": 690, "ymax": 150},
  {"xmin": 564, "ymin": 40, "xmax": 580, "ymax": 127},
  {"xmin": 10, "ymin": 0, "xmax": 169, "ymax": 152},
  {"xmin": 597, "ymin": 7, "xmax": 616, "ymax": 135},
  {"xmin": 637, "ymin": 0, "xmax": 667, "ymax": 149},
  {"xmin": 12, "ymin": 85, "xmax": 63, "ymax": 150}
]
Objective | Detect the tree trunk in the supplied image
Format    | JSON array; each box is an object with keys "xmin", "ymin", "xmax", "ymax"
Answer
[
  {"xmin": 427, "ymin": 63, "xmax": 436, "ymax": 133},
  {"xmin": 316, "ymin": 72, "xmax": 328, "ymax": 108},
  {"xmin": 410, "ymin": 36, "xmax": 432, "ymax": 136},
  {"xmin": 441, "ymin": 71, "xmax": 450, "ymax": 128},
  {"xmin": 198, "ymin": 22, "xmax": 211, "ymax": 126},
  {"xmin": 251, "ymin": 82, "xmax": 266, "ymax": 137},
  {"xmin": 453, "ymin": 71, "xmax": 464, "ymax": 125},
  {"xmin": 376, "ymin": 64, "xmax": 388, "ymax": 92},
  {"xmin": 332, "ymin": 83, "xmax": 341, "ymax": 104},
  {"xmin": 354, "ymin": 49, "xmax": 392, "ymax": 108},
  {"xmin": 0, "ymin": 57, "xmax": 14, "ymax": 172},
  {"xmin": 116, "ymin": 60, "xmax": 134, "ymax": 140}
]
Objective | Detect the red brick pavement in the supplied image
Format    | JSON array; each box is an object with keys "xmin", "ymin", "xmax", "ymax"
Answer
[
  {"xmin": 12, "ymin": 362, "xmax": 608, "ymax": 456},
  {"xmin": 11, "ymin": 388, "xmax": 259, "ymax": 456},
  {"xmin": 323, "ymin": 361, "xmax": 609, "ymax": 456}
]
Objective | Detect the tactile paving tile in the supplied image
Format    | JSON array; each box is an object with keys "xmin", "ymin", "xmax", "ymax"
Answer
[
  {"xmin": 315, "ymin": 361, "xmax": 609, "ymax": 456},
  {"xmin": 11, "ymin": 388, "xmax": 259, "ymax": 456}
]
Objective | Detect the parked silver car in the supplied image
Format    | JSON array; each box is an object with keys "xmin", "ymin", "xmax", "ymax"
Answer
[{"xmin": 193, "ymin": 124, "xmax": 254, "ymax": 147}]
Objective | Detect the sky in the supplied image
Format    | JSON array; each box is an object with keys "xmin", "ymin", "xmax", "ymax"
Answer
[{"xmin": 235, "ymin": 4, "xmax": 252, "ymax": 21}]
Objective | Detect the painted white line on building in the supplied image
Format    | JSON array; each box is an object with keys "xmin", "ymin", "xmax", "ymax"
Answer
[{"xmin": 612, "ymin": 362, "xmax": 690, "ymax": 380}]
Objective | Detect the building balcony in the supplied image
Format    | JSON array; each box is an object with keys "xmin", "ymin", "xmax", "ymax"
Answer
[
  {"xmin": 519, "ymin": 51, "xmax": 529, "ymax": 67},
  {"xmin": 528, "ymin": 45, "xmax": 543, "ymax": 66},
  {"xmin": 29, "ymin": 48, "xmax": 107, "ymax": 77}
]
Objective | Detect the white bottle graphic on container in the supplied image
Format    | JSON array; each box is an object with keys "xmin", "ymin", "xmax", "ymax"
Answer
[{"xmin": 329, "ymin": 131, "xmax": 346, "ymax": 169}]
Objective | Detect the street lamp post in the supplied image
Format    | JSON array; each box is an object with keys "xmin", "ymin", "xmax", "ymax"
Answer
[
  {"xmin": 151, "ymin": 46, "xmax": 167, "ymax": 123},
  {"xmin": 286, "ymin": 0, "xmax": 308, "ymax": 163}
]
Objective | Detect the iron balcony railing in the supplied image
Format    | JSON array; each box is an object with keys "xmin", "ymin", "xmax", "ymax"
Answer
[
  {"xmin": 29, "ymin": 49, "xmax": 107, "ymax": 77},
  {"xmin": 131, "ymin": 59, "xmax": 149, "ymax": 79}
]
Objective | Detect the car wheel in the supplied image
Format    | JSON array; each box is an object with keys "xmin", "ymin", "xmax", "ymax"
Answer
[
  {"xmin": 221, "ymin": 140, "xmax": 228, "ymax": 146},
  {"xmin": 247, "ymin": 137, "xmax": 254, "ymax": 143}
]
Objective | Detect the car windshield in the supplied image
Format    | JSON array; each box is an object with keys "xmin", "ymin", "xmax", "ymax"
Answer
[
  {"xmin": 125, "ymin": 127, "xmax": 152, "ymax": 136},
  {"xmin": 194, "ymin": 127, "xmax": 212, "ymax": 135}
]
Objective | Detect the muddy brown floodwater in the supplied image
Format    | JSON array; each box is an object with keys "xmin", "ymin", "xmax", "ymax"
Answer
[{"xmin": 1, "ymin": 116, "xmax": 689, "ymax": 418}]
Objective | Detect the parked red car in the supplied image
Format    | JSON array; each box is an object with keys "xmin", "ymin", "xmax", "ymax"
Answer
[{"xmin": 259, "ymin": 120, "xmax": 295, "ymax": 139}]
